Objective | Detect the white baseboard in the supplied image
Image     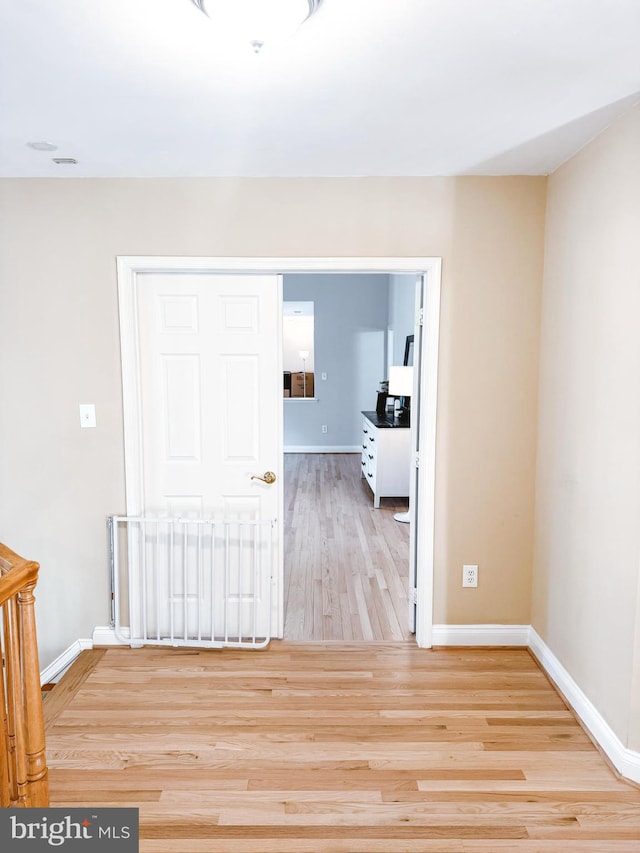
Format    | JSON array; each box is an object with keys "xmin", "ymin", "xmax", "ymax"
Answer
[
  {"xmin": 92, "ymin": 625, "xmax": 129, "ymax": 646},
  {"xmin": 431, "ymin": 624, "xmax": 530, "ymax": 646},
  {"xmin": 529, "ymin": 627, "xmax": 640, "ymax": 785},
  {"xmin": 40, "ymin": 638, "xmax": 93, "ymax": 686},
  {"xmin": 39, "ymin": 627, "xmax": 131, "ymax": 684},
  {"xmin": 433, "ymin": 623, "xmax": 640, "ymax": 784},
  {"xmin": 284, "ymin": 446, "xmax": 359, "ymax": 454}
]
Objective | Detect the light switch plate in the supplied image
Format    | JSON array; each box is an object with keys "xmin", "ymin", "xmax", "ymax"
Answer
[{"xmin": 79, "ymin": 403, "xmax": 96, "ymax": 428}]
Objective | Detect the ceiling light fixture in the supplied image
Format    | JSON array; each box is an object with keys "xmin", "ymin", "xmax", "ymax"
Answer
[
  {"xmin": 190, "ymin": 0, "xmax": 322, "ymax": 53},
  {"xmin": 27, "ymin": 141, "xmax": 58, "ymax": 151}
]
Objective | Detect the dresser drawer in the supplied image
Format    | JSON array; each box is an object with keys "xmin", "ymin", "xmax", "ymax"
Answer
[
  {"xmin": 360, "ymin": 412, "xmax": 411, "ymax": 508},
  {"xmin": 360, "ymin": 422, "xmax": 369, "ymax": 478}
]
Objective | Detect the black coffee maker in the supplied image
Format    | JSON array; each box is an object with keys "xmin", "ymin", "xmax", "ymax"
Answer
[{"xmin": 375, "ymin": 380, "xmax": 389, "ymax": 416}]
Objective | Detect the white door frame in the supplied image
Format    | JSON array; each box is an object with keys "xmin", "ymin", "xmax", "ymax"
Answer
[{"xmin": 117, "ymin": 256, "xmax": 442, "ymax": 648}]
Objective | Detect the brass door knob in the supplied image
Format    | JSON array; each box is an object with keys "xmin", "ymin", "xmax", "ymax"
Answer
[{"xmin": 251, "ymin": 471, "xmax": 277, "ymax": 484}]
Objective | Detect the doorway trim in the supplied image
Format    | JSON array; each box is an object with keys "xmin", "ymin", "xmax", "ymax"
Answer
[{"xmin": 117, "ymin": 256, "xmax": 442, "ymax": 648}]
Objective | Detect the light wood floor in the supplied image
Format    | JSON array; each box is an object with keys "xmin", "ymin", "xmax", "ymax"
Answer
[
  {"xmin": 45, "ymin": 643, "xmax": 640, "ymax": 852},
  {"xmin": 283, "ymin": 453, "xmax": 411, "ymax": 642}
]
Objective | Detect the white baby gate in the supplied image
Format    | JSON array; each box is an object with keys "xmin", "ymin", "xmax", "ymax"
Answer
[{"xmin": 108, "ymin": 515, "xmax": 275, "ymax": 649}]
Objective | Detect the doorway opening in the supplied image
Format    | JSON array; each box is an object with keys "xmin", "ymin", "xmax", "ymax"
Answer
[
  {"xmin": 281, "ymin": 272, "xmax": 417, "ymax": 642},
  {"xmin": 117, "ymin": 256, "xmax": 441, "ymax": 650}
]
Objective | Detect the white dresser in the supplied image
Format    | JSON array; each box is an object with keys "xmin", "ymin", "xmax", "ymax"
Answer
[{"xmin": 360, "ymin": 411, "xmax": 411, "ymax": 508}]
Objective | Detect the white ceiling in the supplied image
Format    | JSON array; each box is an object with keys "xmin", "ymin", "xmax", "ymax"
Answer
[{"xmin": 1, "ymin": 0, "xmax": 639, "ymax": 178}]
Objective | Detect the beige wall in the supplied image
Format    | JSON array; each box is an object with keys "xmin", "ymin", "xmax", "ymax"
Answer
[
  {"xmin": 533, "ymin": 103, "xmax": 640, "ymax": 747},
  {"xmin": 0, "ymin": 176, "xmax": 546, "ymax": 668}
]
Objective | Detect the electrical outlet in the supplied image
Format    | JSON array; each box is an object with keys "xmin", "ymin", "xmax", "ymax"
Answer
[
  {"xmin": 462, "ymin": 564, "xmax": 478, "ymax": 587},
  {"xmin": 321, "ymin": 425, "xmax": 328, "ymax": 434}
]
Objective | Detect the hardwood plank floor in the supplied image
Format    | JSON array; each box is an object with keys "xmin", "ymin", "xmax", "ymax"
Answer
[
  {"xmin": 284, "ymin": 453, "xmax": 411, "ymax": 641},
  {"xmin": 46, "ymin": 643, "xmax": 640, "ymax": 851}
]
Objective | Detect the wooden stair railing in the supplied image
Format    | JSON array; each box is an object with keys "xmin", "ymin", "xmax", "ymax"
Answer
[{"xmin": 0, "ymin": 543, "xmax": 49, "ymax": 807}]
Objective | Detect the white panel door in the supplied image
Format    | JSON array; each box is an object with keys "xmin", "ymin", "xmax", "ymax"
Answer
[{"xmin": 134, "ymin": 272, "xmax": 282, "ymax": 642}]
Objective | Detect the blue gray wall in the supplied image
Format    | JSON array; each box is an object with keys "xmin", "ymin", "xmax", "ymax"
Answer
[
  {"xmin": 388, "ymin": 274, "xmax": 417, "ymax": 368},
  {"xmin": 283, "ymin": 273, "xmax": 414, "ymax": 449}
]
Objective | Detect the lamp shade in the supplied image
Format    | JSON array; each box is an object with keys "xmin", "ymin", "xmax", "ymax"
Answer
[{"xmin": 388, "ymin": 366, "xmax": 413, "ymax": 397}]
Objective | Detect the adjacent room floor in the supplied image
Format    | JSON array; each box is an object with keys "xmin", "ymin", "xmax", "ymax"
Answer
[{"xmin": 283, "ymin": 452, "xmax": 411, "ymax": 642}]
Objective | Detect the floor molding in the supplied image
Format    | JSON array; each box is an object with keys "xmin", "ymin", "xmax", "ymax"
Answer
[
  {"xmin": 45, "ymin": 623, "xmax": 640, "ymax": 786},
  {"xmin": 39, "ymin": 638, "xmax": 93, "ymax": 686},
  {"xmin": 92, "ymin": 625, "xmax": 129, "ymax": 646},
  {"xmin": 284, "ymin": 446, "xmax": 360, "ymax": 454},
  {"xmin": 529, "ymin": 627, "xmax": 640, "ymax": 785},
  {"xmin": 431, "ymin": 623, "xmax": 530, "ymax": 646}
]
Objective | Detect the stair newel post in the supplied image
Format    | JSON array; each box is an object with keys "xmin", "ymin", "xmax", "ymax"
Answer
[
  {"xmin": 4, "ymin": 595, "xmax": 26, "ymax": 804},
  {"xmin": 18, "ymin": 577, "xmax": 49, "ymax": 806},
  {"xmin": 0, "ymin": 603, "xmax": 12, "ymax": 806}
]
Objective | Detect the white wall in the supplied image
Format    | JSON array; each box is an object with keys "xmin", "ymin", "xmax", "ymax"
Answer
[
  {"xmin": 283, "ymin": 313, "xmax": 314, "ymax": 373},
  {"xmin": 283, "ymin": 274, "xmax": 390, "ymax": 449},
  {"xmin": 388, "ymin": 274, "xmax": 416, "ymax": 369},
  {"xmin": 533, "ymin": 103, "xmax": 640, "ymax": 749}
]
